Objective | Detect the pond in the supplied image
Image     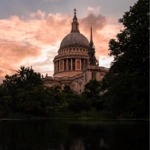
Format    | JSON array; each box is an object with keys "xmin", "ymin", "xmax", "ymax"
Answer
[{"xmin": 0, "ymin": 119, "xmax": 148, "ymax": 150}]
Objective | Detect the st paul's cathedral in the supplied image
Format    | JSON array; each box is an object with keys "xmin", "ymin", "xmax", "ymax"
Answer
[{"xmin": 43, "ymin": 9, "xmax": 108, "ymax": 93}]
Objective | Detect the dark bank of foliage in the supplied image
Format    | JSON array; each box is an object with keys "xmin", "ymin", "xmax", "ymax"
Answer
[
  {"xmin": 0, "ymin": 67, "xmax": 103, "ymax": 118},
  {"xmin": 0, "ymin": 0, "xmax": 149, "ymax": 119},
  {"xmin": 101, "ymin": 0, "xmax": 149, "ymax": 118}
]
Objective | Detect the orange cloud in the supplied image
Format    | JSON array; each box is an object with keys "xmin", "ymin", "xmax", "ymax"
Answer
[
  {"xmin": 0, "ymin": 9, "xmax": 123, "ymax": 83},
  {"xmin": 34, "ymin": 13, "xmax": 71, "ymax": 44},
  {"xmin": 80, "ymin": 14, "xmax": 123, "ymax": 56},
  {"xmin": 0, "ymin": 39, "xmax": 40, "ymax": 82}
]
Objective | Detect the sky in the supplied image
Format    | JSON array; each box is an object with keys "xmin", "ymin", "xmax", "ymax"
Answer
[{"xmin": 0, "ymin": 0, "xmax": 138, "ymax": 82}]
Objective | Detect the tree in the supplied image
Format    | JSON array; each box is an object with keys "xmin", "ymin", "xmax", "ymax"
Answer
[
  {"xmin": 17, "ymin": 66, "xmax": 42, "ymax": 90},
  {"xmin": 83, "ymin": 80, "xmax": 101, "ymax": 98},
  {"xmin": 0, "ymin": 85, "xmax": 10, "ymax": 117},
  {"xmin": 83, "ymin": 80, "xmax": 104, "ymax": 110},
  {"xmin": 2, "ymin": 66, "xmax": 42, "ymax": 93},
  {"xmin": 102, "ymin": 0, "xmax": 149, "ymax": 118},
  {"xmin": 1, "ymin": 66, "xmax": 43, "ymax": 112}
]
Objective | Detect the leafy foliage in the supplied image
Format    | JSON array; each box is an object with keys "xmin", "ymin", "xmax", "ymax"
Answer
[
  {"xmin": 102, "ymin": 0, "xmax": 149, "ymax": 118},
  {"xmin": 82, "ymin": 80, "xmax": 104, "ymax": 111},
  {"xmin": 0, "ymin": 66, "xmax": 43, "ymax": 113},
  {"xmin": 2, "ymin": 66, "xmax": 42, "ymax": 95}
]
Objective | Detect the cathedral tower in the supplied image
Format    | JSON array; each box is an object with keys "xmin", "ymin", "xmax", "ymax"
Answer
[{"xmin": 88, "ymin": 26, "xmax": 97, "ymax": 65}]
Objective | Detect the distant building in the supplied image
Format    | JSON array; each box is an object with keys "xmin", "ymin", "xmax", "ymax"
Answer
[{"xmin": 43, "ymin": 9, "xmax": 108, "ymax": 93}]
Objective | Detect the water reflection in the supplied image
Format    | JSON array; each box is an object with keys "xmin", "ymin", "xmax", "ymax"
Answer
[{"xmin": 0, "ymin": 119, "xmax": 148, "ymax": 150}]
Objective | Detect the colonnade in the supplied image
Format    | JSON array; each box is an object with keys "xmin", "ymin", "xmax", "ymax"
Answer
[{"xmin": 54, "ymin": 58, "xmax": 88, "ymax": 73}]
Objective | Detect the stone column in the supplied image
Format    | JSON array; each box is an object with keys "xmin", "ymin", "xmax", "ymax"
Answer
[
  {"xmin": 66, "ymin": 59, "xmax": 68, "ymax": 70},
  {"xmin": 79, "ymin": 59, "xmax": 81, "ymax": 70},
  {"xmin": 63, "ymin": 59, "xmax": 65, "ymax": 71},
  {"xmin": 81, "ymin": 59, "xmax": 83, "ymax": 70},
  {"xmin": 62, "ymin": 59, "xmax": 64, "ymax": 71},
  {"xmin": 75, "ymin": 58, "xmax": 77, "ymax": 70},
  {"xmin": 58, "ymin": 60, "xmax": 60, "ymax": 72},
  {"xmin": 71, "ymin": 58, "xmax": 73, "ymax": 70}
]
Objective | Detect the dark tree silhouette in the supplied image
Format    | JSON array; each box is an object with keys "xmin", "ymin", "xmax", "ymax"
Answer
[{"xmin": 102, "ymin": 0, "xmax": 149, "ymax": 118}]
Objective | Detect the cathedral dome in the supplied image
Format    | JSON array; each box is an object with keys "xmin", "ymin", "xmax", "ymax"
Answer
[
  {"xmin": 60, "ymin": 32, "xmax": 89, "ymax": 48},
  {"xmin": 53, "ymin": 9, "xmax": 90, "ymax": 78}
]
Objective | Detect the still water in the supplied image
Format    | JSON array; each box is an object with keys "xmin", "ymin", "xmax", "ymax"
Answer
[{"xmin": 0, "ymin": 119, "xmax": 148, "ymax": 150}]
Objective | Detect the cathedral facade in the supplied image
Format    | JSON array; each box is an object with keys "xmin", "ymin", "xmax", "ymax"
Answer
[{"xmin": 43, "ymin": 10, "xmax": 108, "ymax": 93}]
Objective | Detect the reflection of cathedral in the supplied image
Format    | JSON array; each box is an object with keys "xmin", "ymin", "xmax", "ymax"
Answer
[{"xmin": 43, "ymin": 9, "xmax": 108, "ymax": 93}]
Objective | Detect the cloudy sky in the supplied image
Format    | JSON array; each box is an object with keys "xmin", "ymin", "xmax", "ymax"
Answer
[{"xmin": 0, "ymin": 0, "xmax": 138, "ymax": 82}]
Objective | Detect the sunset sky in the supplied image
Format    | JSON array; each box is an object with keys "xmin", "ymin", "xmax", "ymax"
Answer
[{"xmin": 0, "ymin": 0, "xmax": 138, "ymax": 82}]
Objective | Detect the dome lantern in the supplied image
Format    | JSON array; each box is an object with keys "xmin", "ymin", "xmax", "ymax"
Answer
[
  {"xmin": 71, "ymin": 9, "xmax": 80, "ymax": 33},
  {"xmin": 59, "ymin": 9, "xmax": 89, "ymax": 49}
]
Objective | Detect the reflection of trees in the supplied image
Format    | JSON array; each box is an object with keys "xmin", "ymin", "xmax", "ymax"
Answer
[
  {"xmin": 70, "ymin": 139, "xmax": 85, "ymax": 150},
  {"xmin": 0, "ymin": 121, "xmax": 148, "ymax": 150},
  {"xmin": 59, "ymin": 139, "xmax": 85, "ymax": 150}
]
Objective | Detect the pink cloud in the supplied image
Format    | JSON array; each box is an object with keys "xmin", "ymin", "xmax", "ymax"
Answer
[
  {"xmin": 34, "ymin": 13, "xmax": 71, "ymax": 44},
  {"xmin": 0, "ymin": 10, "xmax": 123, "ymax": 83},
  {"xmin": 0, "ymin": 39, "xmax": 40, "ymax": 82},
  {"xmin": 80, "ymin": 14, "xmax": 123, "ymax": 57}
]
